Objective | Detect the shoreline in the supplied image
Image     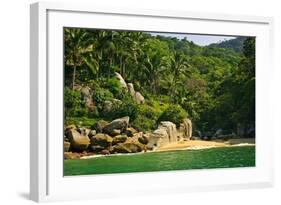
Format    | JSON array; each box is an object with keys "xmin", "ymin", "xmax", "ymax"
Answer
[
  {"xmin": 79, "ymin": 138, "xmax": 255, "ymax": 159},
  {"xmin": 156, "ymin": 138, "xmax": 255, "ymax": 152}
]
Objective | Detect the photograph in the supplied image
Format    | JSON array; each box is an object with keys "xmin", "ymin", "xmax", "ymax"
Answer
[{"xmin": 63, "ymin": 28, "xmax": 255, "ymax": 176}]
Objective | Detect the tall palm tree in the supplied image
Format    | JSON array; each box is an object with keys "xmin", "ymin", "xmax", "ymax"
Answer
[
  {"xmin": 64, "ymin": 28, "xmax": 99, "ymax": 89},
  {"xmin": 169, "ymin": 51, "xmax": 190, "ymax": 99},
  {"xmin": 143, "ymin": 52, "xmax": 169, "ymax": 94}
]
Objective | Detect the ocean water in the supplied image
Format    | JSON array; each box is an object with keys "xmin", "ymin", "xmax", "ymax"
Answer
[{"xmin": 64, "ymin": 146, "xmax": 255, "ymax": 176}]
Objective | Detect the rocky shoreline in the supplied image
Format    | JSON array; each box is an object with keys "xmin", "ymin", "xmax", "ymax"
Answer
[
  {"xmin": 64, "ymin": 115, "xmax": 255, "ymax": 160},
  {"xmin": 64, "ymin": 115, "xmax": 192, "ymax": 159},
  {"xmin": 67, "ymin": 139, "xmax": 255, "ymax": 160}
]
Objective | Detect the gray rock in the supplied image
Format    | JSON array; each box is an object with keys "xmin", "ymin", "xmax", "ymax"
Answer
[
  {"xmin": 115, "ymin": 72, "xmax": 128, "ymax": 91},
  {"xmin": 146, "ymin": 122, "xmax": 174, "ymax": 150},
  {"xmin": 127, "ymin": 83, "xmax": 135, "ymax": 97},
  {"xmin": 80, "ymin": 86, "xmax": 94, "ymax": 109},
  {"xmin": 92, "ymin": 120, "xmax": 109, "ymax": 133},
  {"xmin": 103, "ymin": 116, "xmax": 130, "ymax": 135},
  {"xmin": 135, "ymin": 92, "xmax": 145, "ymax": 104}
]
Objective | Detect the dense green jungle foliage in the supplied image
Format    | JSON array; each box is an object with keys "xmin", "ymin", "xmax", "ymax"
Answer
[{"xmin": 64, "ymin": 28, "xmax": 255, "ymax": 134}]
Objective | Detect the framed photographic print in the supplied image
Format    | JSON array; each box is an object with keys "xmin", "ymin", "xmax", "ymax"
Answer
[{"xmin": 30, "ymin": 2, "xmax": 274, "ymax": 202}]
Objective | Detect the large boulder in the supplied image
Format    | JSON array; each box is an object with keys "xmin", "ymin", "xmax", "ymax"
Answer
[
  {"xmin": 115, "ymin": 72, "xmax": 128, "ymax": 91},
  {"xmin": 146, "ymin": 121, "xmax": 178, "ymax": 150},
  {"xmin": 66, "ymin": 129, "xmax": 90, "ymax": 151},
  {"xmin": 80, "ymin": 86, "xmax": 94, "ymax": 109},
  {"xmin": 90, "ymin": 133, "xmax": 113, "ymax": 151},
  {"xmin": 92, "ymin": 120, "xmax": 109, "ymax": 133},
  {"xmin": 146, "ymin": 127, "xmax": 169, "ymax": 150},
  {"xmin": 103, "ymin": 116, "xmax": 130, "ymax": 136}
]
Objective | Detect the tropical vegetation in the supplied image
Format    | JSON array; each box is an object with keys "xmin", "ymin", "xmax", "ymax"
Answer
[{"xmin": 64, "ymin": 28, "xmax": 255, "ymax": 135}]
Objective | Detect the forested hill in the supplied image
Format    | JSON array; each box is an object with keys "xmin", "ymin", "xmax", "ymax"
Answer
[
  {"xmin": 64, "ymin": 29, "xmax": 255, "ymax": 136},
  {"xmin": 208, "ymin": 36, "xmax": 248, "ymax": 53}
]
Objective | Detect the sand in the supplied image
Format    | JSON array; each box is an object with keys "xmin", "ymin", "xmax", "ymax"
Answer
[{"xmin": 157, "ymin": 138, "xmax": 255, "ymax": 152}]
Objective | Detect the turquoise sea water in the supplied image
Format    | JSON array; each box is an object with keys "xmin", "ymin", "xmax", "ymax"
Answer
[{"xmin": 64, "ymin": 146, "xmax": 255, "ymax": 176}]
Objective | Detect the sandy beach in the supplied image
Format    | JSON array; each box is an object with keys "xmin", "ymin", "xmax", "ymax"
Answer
[{"xmin": 157, "ymin": 138, "xmax": 255, "ymax": 152}]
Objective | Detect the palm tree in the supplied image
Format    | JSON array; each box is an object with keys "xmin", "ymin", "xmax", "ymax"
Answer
[
  {"xmin": 64, "ymin": 28, "xmax": 99, "ymax": 89},
  {"xmin": 143, "ymin": 52, "xmax": 169, "ymax": 94},
  {"xmin": 169, "ymin": 51, "xmax": 190, "ymax": 99}
]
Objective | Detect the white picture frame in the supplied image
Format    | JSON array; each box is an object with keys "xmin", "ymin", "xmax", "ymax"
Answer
[{"xmin": 30, "ymin": 1, "xmax": 274, "ymax": 202}]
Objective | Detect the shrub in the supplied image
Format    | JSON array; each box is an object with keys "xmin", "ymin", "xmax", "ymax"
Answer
[
  {"xmin": 92, "ymin": 87, "xmax": 114, "ymax": 104},
  {"xmin": 88, "ymin": 106, "xmax": 100, "ymax": 118},
  {"xmin": 111, "ymin": 95, "xmax": 139, "ymax": 121},
  {"xmin": 138, "ymin": 105, "xmax": 160, "ymax": 120},
  {"xmin": 70, "ymin": 107, "xmax": 88, "ymax": 117},
  {"xmin": 103, "ymin": 78, "xmax": 123, "ymax": 99},
  {"xmin": 131, "ymin": 115, "xmax": 156, "ymax": 131},
  {"xmin": 64, "ymin": 87, "xmax": 88, "ymax": 117},
  {"xmin": 64, "ymin": 87, "xmax": 82, "ymax": 109},
  {"xmin": 158, "ymin": 104, "xmax": 188, "ymax": 126}
]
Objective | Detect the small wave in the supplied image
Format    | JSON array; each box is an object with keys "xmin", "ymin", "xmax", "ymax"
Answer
[
  {"xmin": 182, "ymin": 145, "xmax": 218, "ymax": 150},
  {"xmin": 80, "ymin": 151, "xmax": 147, "ymax": 159},
  {"xmin": 231, "ymin": 143, "xmax": 255, "ymax": 147}
]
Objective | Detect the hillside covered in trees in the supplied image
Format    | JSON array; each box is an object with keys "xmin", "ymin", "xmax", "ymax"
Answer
[{"xmin": 64, "ymin": 28, "xmax": 255, "ymax": 137}]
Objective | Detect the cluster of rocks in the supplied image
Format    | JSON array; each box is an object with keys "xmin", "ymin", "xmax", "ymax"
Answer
[
  {"xmin": 64, "ymin": 116, "xmax": 193, "ymax": 159},
  {"xmin": 64, "ymin": 116, "xmax": 150, "ymax": 159},
  {"xmin": 147, "ymin": 119, "xmax": 192, "ymax": 150},
  {"xmin": 73, "ymin": 84, "xmax": 94, "ymax": 110},
  {"xmin": 115, "ymin": 72, "xmax": 145, "ymax": 104},
  {"xmin": 192, "ymin": 126, "xmax": 255, "ymax": 141}
]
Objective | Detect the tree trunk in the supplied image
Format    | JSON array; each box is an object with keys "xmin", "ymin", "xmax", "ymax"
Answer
[
  {"xmin": 119, "ymin": 57, "xmax": 123, "ymax": 76},
  {"xmin": 72, "ymin": 65, "xmax": 76, "ymax": 90},
  {"xmin": 123, "ymin": 63, "xmax": 126, "ymax": 79}
]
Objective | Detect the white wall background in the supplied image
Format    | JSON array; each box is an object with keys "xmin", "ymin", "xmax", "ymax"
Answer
[{"xmin": 0, "ymin": 0, "xmax": 280, "ymax": 204}]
